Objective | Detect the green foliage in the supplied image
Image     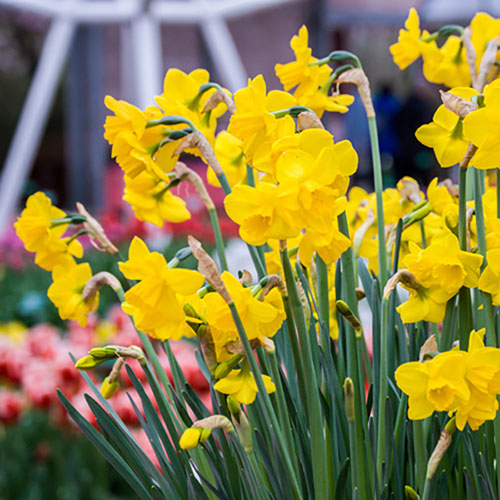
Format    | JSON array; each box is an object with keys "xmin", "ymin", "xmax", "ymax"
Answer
[{"xmin": 0, "ymin": 412, "xmax": 135, "ymax": 500}]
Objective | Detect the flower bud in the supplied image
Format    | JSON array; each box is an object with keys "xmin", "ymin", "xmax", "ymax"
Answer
[
  {"xmin": 89, "ymin": 346, "xmax": 118, "ymax": 360},
  {"xmin": 227, "ymin": 396, "xmax": 241, "ymax": 421},
  {"xmin": 75, "ymin": 355, "xmax": 103, "ymax": 370},
  {"xmin": 404, "ymin": 485, "xmax": 419, "ymax": 500},
  {"xmin": 100, "ymin": 376, "xmax": 119, "ymax": 399},
  {"xmin": 215, "ymin": 355, "xmax": 244, "ymax": 380},
  {"xmin": 344, "ymin": 377, "xmax": 355, "ymax": 421},
  {"xmin": 336, "ymin": 300, "xmax": 363, "ymax": 338},
  {"xmin": 179, "ymin": 428, "xmax": 203, "ymax": 450}
]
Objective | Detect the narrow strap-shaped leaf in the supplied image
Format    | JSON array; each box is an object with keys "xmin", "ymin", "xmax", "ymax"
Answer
[
  {"xmin": 57, "ymin": 390, "xmax": 154, "ymax": 500},
  {"xmin": 334, "ymin": 458, "xmax": 350, "ymax": 500}
]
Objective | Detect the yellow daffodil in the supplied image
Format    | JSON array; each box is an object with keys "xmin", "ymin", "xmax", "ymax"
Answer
[
  {"xmin": 462, "ymin": 80, "xmax": 500, "ymax": 169},
  {"xmin": 203, "ymin": 272, "xmax": 285, "ymax": 344},
  {"xmin": 207, "ymin": 131, "xmax": 247, "ymax": 188},
  {"xmin": 274, "ymin": 25, "xmax": 353, "ymax": 118},
  {"xmin": 390, "ymin": 8, "xmax": 429, "ymax": 70},
  {"xmin": 15, "ymin": 192, "xmax": 83, "ymax": 271},
  {"xmin": 155, "ymin": 68, "xmax": 229, "ymax": 146},
  {"xmin": 47, "ymin": 262, "xmax": 98, "ymax": 327},
  {"xmin": 228, "ymin": 75, "xmax": 296, "ymax": 160},
  {"xmin": 470, "ymin": 12, "xmax": 500, "ymax": 71},
  {"xmin": 224, "ymin": 182, "xmax": 301, "ymax": 245},
  {"xmin": 214, "ymin": 362, "xmax": 275, "ymax": 405},
  {"xmin": 478, "ymin": 248, "xmax": 500, "ymax": 304},
  {"xmin": 396, "ymin": 330, "xmax": 500, "ymax": 430},
  {"xmin": 104, "ymin": 97, "xmax": 168, "ymax": 179},
  {"xmin": 119, "ymin": 237, "xmax": 204, "ymax": 340},
  {"xmin": 123, "ymin": 171, "xmax": 190, "ymax": 227},
  {"xmin": 415, "ymin": 87, "xmax": 478, "ymax": 168},
  {"xmin": 421, "ymin": 35, "xmax": 471, "ymax": 88},
  {"xmin": 397, "ymin": 232, "xmax": 482, "ymax": 323}
]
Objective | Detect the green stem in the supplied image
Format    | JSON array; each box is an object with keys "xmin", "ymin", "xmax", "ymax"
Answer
[
  {"xmin": 337, "ymin": 212, "xmax": 369, "ymax": 499},
  {"xmin": 316, "ymin": 254, "xmax": 330, "ymax": 346},
  {"xmin": 376, "ymin": 297, "xmax": 390, "ymax": 481},
  {"xmin": 422, "ymin": 476, "xmax": 432, "ymax": 500},
  {"xmin": 367, "ymin": 115, "xmax": 388, "ymax": 286},
  {"xmin": 413, "ymin": 420, "xmax": 427, "ymax": 494},
  {"xmin": 280, "ymin": 246, "xmax": 328, "ymax": 500},
  {"xmin": 227, "ymin": 302, "xmax": 302, "ymax": 499},
  {"xmin": 208, "ymin": 208, "xmax": 228, "ymax": 272},
  {"xmin": 473, "ymin": 167, "xmax": 497, "ymax": 347}
]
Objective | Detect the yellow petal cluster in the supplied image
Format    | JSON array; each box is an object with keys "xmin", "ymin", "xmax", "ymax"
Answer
[
  {"xmin": 397, "ymin": 232, "xmax": 482, "ymax": 323},
  {"xmin": 47, "ymin": 263, "xmax": 98, "ymax": 327},
  {"xmin": 396, "ymin": 330, "xmax": 500, "ymax": 430},
  {"xmin": 119, "ymin": 237, "xmax": 204, "ymax": 340},
  {"xmin": 15, "ymin": 192, "xmax": 83, "ymax": 271}
]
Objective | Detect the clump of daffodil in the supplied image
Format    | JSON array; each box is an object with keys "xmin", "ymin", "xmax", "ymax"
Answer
[
  {"xmin": 119, "ymin": 237, "xmax": 204, "ymax": 340},
  {"xmin": 15, "ymin": 191, "xmax": 84, "ymax": 271},
  {"xmin": 396, "ymin": 329, "xmax": 500, "ymax": 430},
  {"xmin": 463, "ymin": 80, "xmax": 500, "ymax": 169},
  {"xmin": 47, "ymin": 262, "xmax": 98, "ymax": 327},
  {"xmin": 415, "ymin": 87, "xmax": 478, "ymax": 168},
  {"xmin": 275, "ymin": 25, "xmax": 353, "ymax": 118},
  {"xmin": 123, "ymin": 170, "xmax": 190, "ymax": 227},
  {"xmin": 396, "ymin": 231, "xmax": 483, "ymax": 323},
  {"xmin": 214, "ymin": 360, "xmax": 276, "ymax": 405},
  {"xmin": 226, "ymin": 129, "xmax": 357, "ymax": 264}
]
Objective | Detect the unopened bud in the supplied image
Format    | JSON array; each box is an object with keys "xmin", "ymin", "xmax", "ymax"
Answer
[
  {"xmin": 344, "ymin": 378, "xmax": 355, "ymax": 421},
  {"xmin": 404, "ymin": 485, "xmax": 419, "ymax": 500},
  {"xmin": 403, "ymin": 202, "xmax": 432, "ymax": 227},
  {"xmin": 100, "ymin": 376, "xmax": 119, "ymax": 399},
  {"xmin": 355, "ymin": 289, "xmax": 366, "ymax": 301},
  {"xmin": 89, "ymin": 346, "xmax": 118, "ymax": 360},
  {"xmin": 179, "ymin": 428, "xmax": 203, "ymax": 450},
  {"xmin": 336, "ymin": 300, "xmax": 363, "ymax": 338},
  {"xmin": 233, "ymin": 409, "xmax": 253, "ymax": 453},
  {"xmin": 215, "ymin": 355, "xmax": 243, "ymax": 380},
  {"xmin": 75, "ymin": 355, "xmax": 104, "ymax": 370},
  {"xmin": 227, "ymin": 396, "xmax": 241, "ymax": 420}
]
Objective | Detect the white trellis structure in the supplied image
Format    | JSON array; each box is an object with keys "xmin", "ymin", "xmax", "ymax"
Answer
[{"xmin": 0, "ymin": 0, "xmax": 299, "ymax": 234}]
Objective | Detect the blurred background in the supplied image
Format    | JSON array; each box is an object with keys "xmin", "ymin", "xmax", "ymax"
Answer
[{"xmin": 0, "ymin": 0, "xmax": 497, "ymax": 498}]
